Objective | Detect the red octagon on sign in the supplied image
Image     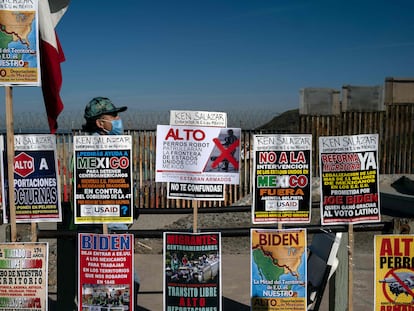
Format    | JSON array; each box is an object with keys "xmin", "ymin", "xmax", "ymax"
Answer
[{"xmin": 14, "ymin": 152, "xmax": 34, "ymax": 178}]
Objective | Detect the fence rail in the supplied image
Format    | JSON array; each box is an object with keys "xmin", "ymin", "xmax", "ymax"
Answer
[{"xmin": 50, "ymin": 104, "xmax": 414, "ymax": 209}]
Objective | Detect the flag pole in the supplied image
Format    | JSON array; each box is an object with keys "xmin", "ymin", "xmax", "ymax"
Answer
[{"xmin": 5, "ymin": 86, "xmax": 17, "ymax": 242}]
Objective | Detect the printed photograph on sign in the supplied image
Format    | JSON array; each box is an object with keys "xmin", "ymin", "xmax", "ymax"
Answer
[
  {"xmin": 156, "ymin": 125, "xmax": 240, "ymax": 185},
  {"xmin": 374, "ymin": 234, "xmax": 414, "ymax": 310},
  {"xmin": 163, "ymin": 232, "xmax": 222, "ymax": 310}
]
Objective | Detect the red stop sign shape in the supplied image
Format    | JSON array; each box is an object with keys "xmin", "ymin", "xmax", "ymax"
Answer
[{"xmin": 14, "ymin": 152, "xmax": 34, "ymax": 178}]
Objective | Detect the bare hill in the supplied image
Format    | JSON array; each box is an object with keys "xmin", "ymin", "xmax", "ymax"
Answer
[{"xmin": 255, "ymin": 108, "xmax": 299, "ymax": 132}]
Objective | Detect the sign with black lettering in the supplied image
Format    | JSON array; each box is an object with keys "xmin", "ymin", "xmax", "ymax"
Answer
[
  {"xmin": 73, "ymin": 135, "xmax": 133, "ymax": 224},
  {"xmin": 170, "ymin": 110, "xmax": 227, "ymax": 127},
  {"xmin": 156, "ymin": 125, "xmax": 240, "ymax": 185},
  {"xmin": 164, "ymin": 232, "xmax": 222, "ymax": 310},
  {"xmin": 319, "ymin": 134, "xmax": 380, "ymax": 225},
  {"xmin": 3, "ymin": 134, "xmax": 62, "ymax": 223},
  {"xmin": 168, "ymin": 182, "xmax": 224, "ymax": 200},
  {"xmin": 252, "ymin": 134, "xmax": 312, "ymax": 224},
  {"xmin": 78, "ymin": 233, "xmax": 134, "ymax": 310},
  {"xmin": 374, "ymin": 234, "xmax": 414, "ymax": 309},
  {"xmin": 251, "ymin": 228, "xmax": 307, "ymax": 310},
  {"xmin": 0, "ymin": 242, "xmax": 48, "ymax": 311}
]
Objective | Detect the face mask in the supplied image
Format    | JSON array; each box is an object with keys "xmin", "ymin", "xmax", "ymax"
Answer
[{"xmin": 108, "ymin": 119, "xmax": 124, "ymax": 135}]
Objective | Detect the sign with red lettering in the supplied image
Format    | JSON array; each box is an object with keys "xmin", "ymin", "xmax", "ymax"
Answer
[
  {"xmin": 155, "ymin": 125, "xmax": 240, "ymax": 185},
  {"xmin": 251, "ymin": 228, "xmax": 307, "ymax": 311},
  {"xmin": 252, "ymin": 134, "xmax": 312, "ymax": 224},
  {"xmin": 78, "ymin": 233, "xmax": 135, "ymax": 310},
  {"xmin": 0, "ymin": 242, "xmax": 48, "ymax": 311},
  {"xmin": 319, "ymin": 134, "xmax": 380, "ymax": 225},
  {"xmin": 3, "ymin": 134, "xmax": 62, "ymax": 223},
  {"xmin": 374, "ymin": 235, "xmax": 414, "ymax": 310},
  {"xmin": 164, "ymin": 232, "xmax": 222, "ymax": 310},
  {"xmin": 167, "ymin": 110, "xmax": 226, "ymax": 201},
  {"xmin": 73, "ymin": 135, "xmax": 133, "ymax": 224}
]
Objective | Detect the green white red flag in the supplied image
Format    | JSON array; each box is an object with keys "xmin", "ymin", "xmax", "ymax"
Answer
[{"xmin": 39, "ymin": 0, "xmax": 70, "ymax": 133}]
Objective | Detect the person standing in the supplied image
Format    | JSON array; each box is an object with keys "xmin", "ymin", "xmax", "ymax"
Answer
[{"xmin": 82, "ymin": 96, "xmax": 140, "ymax": 310}]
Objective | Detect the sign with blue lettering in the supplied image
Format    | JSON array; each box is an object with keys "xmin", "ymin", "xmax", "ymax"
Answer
[
  {"xmin": 73, "ymin": 135, "xmax": 133, "ymax": 224},
  {"xmin": 78, "ymin": 233, "xmax": 134, "ymax": 310}
]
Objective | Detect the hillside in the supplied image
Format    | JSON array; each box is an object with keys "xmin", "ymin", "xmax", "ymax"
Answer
[{"xmin": 255, "ymin": 108, "xmax": 299, "ymax": 132}]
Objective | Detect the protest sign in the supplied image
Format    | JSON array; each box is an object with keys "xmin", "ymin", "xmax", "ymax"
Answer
[
  {"xmin": 252, "ymin": 134, "xmax": 312, "ymax": 224},
  {"xmin": 251, "ymin": 228, "xmax": 307, "ymax": 311},
  {"xmin": 0, "ymin": 1, "xmax": 40, "ymax": 85},
  {"xmin": 170, "ymin": 110, "xmax": 227, "ymax": 127},
  {"xmin": 164, "ymin": 232, "xmax": 222, "ymax": 310},
  {"xmin": 319, "ymin": 134, "xmax": 380, "ymax": 225},
  {"xmin": 73, "ymin": 135, "xmax": 133, "ymax": 224},
  {"xmin": 374, "ymin": 234, "xmax": 414, "ymax": 310},
  {"xmin": 78, "ymin": 233, "xmax": 135, "ymax": 310},
  {"xmin": 156, "ymin": 125, "xmax": 240, "ymax": 185},
  {"xmin": 3, "ymin": 134, "xmax": 61, "ymax": 223},
  {"xmin": 167, "ymin": 110, "xmax": 227, "ymax": 200},
  {"xmin": 0, "ymin": 242, "xmax": 48, "ymax": 310}
]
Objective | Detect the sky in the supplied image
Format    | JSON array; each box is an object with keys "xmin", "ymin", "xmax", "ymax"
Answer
[{"xmin": 2, "ymin": 0, "xmax": 414, "ymax": 120}]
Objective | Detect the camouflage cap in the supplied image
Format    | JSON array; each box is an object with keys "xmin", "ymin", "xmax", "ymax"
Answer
[{"xmin": 84, "ymin": 97, "xmax": 127, "ymax": 120}]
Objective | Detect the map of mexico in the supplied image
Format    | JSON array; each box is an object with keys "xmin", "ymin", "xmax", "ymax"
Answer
[{"xmin": 0, "ymin": 2, "xmax": 39, "ymax": 84}]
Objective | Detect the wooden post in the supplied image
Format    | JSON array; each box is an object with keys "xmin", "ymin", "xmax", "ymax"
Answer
[
  {"xmin": 348, "ymin": 224, "xmax": 354, "ymax": 311},
  {"xmin": 192, "ymin": 199, "xmax": 198, "ymax": 233},
  {"xmin": 31, "ymin": 223, "xmax": 37, "ymax": 242},
  {"xmin": 5, "ymin": 86, "xmax": 17, "ymax": 242}
]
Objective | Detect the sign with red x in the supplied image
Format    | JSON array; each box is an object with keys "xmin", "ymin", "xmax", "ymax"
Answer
[
  {"xmin": 211, "ymin": 137, "xmax": 239, "ymax": 170},
  {"xmin": 155, "ymin": 125, "xmax": 241, "ymax": 184}
]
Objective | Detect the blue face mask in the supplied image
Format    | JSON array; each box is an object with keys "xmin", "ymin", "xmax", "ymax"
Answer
[{"xmin": 108, "ymin": 119, "xmax": 124, "ymax": 135}]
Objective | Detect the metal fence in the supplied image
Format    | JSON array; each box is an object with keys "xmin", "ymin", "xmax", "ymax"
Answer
[{"xmin": 52, "ymin": 104, "xmax": 413, "ymax": 209}]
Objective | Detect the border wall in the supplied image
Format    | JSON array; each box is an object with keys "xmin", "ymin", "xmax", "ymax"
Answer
[{"xmin": 51, "ymin": 78, "xmax": 413, "ymax": 210}]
